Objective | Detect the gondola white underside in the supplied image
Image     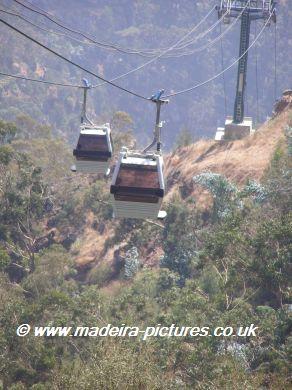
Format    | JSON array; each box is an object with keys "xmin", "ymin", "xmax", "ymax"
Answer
[
  {"xmin": 75, "ymin": 160, "xmax": 110, "ymax": 174},
  {"xmin": 73, "ymin": 123, "xmax": 112, "ymax": 174},
  {"xmin": 110, "ymin": 195, "xmax": 163, "ymax": 219}
]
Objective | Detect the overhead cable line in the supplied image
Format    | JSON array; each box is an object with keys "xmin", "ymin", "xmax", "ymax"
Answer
[
  {"xmin": 2, "ymin": 5, "xmax": 224, "ymax": 60},
  {"xmin": 162, "ymin": 12, "xmax": 225, "ymax": 54},
  {"xmin": 12, "ymin": 0, "xmax": 218, "ymax": 57},
  {"xmin": 0, "ymin": 7, "xmax": 224, "ymax": 94},
  {"xmin": 11, "ymin": 0, "xmax": 143, "ymax": 55},
  {"xmin": 4, "ymin": 4, "xmax": 231, "ymax": 59},
  {"xmin": 164, "ymin": 11, "xmax": 274, "ymax": 98},
  {"xmin": 0, "ymin": 7, "xmax": 107, "ymax": 48},
  {"xmin": 90, "ymin": 8, "xmax": 220, "ymax": 89},
  {"xmin": 9, "ymin": 1, "xmax": 219, "ymax": 57},
  {"xmin": 0, "ymin": 5, "xmax": 220, "ymax": 90},
  {"xmin": 0, "ymin": 16, "xmax": 149, "ymax": 100},
  {"xmin": 1, "ymin": 1, "xmax": 271, "ymax": 100},
  {"xmin": 0, "ymin": 7, "xmax": 161, "ymax": 58},
  {"xmin": 0, "ymin": 71, "xmax": 82, "ymax": 88},
  {"xmin": 0, "ymin": 6, "xmax": 161, "ymax": 57},
  {"xmin": 9, "ymin": 0, "xmax": 250, "ymax": 64},
  {"xmin": 146, "ymin": 0, "xmax": 250, "ymax": 59},
  {"xmin": 161, "ymin": 0, "xmax": 251, "ymax": 58}
]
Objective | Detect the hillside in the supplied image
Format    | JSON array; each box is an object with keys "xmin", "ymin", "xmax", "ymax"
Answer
[
  {"xmin": 165, "ymin": 97, "xmax": 291, "ymax": 200},
  {"xmin": 0, "ymin": 0, "xmax": 291, "ymax": 147},
  {"xmin": 1, "ymin": 95, "xmax": 291, "ymax": 390},
  {"xmin": 70, "ymin": 92, "xmax": 291, "ymax": 280},
  {"xmin": 0, "ymin": 2, "xmax": 291, "ymax": 387}
]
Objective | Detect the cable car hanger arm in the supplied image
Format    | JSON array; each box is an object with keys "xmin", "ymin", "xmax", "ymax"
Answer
[
  {"xmin": 80, "ymin": 78, "xmax": 94, "ymax": 125},
  {"xmin": 143, "ymin": 90, "xmax": 169, "ymax": 154}
]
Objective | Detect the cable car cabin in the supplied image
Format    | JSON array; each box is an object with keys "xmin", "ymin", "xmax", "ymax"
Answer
[
  {"xmin": 73, "ymin": 123, "xmax": 112, "ymax": 174},
  {"xmin": 110, "ymin": 149, "xmax": 165, "ymax": 219}
]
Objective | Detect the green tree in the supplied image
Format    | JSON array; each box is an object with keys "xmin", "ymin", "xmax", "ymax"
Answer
[
  {"xmin": 160, "ymin": 200, "xmax": 199, "ymax": 284},
  {"xmin": 0, "ymin": 119, "xmax": 17, "ymax": 145},
  {"xmin": 124, "ymin": 247, "xmax": 140, "ymax": 279},
  {"xmin": 0, "ymin": 247, "xmax": 10, "ymax": 271},
  {"xmin": 250, "ymin": 214, "xmax": 291, "ymax": 308},
  {"xmin": 110, "ymin": 111, "xmax": 136, "ymax": 153},
  {"xmin": 193, "ymin": 171, "xmax": 239, "ymax": 221},
  {"xmin": 0, "ymin": 150, "xmax": 48, "ymax": 274}
]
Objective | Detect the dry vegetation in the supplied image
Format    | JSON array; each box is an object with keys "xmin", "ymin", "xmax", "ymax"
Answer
[
  {"xmin": 71, "ymin": 95, "xmax": 291, "ymax": 274},
  {"xmin": 165, "ymin": 106, "xmax": 289, "ymax": 201}
]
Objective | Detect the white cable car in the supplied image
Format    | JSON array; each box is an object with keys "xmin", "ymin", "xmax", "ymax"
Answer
[
  {"xmin": 110, "ymin": 90, "xmax": 168, "ymax": 220},
  {"xmin": 110, "ymin": 148, "xmax": 165, "ymax": 219},
  {"xmin": 73, "ymin": 123, "xmax": 112, "ymax": 174},
  {"xmin": 71, "ymin": 79, "xmax": 113, "ymax": 175}
]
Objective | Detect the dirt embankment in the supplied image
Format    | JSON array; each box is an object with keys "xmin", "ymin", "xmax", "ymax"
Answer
[{"xmin": 165, "ymin": 103, "xmax": 290, "ymax": 205}]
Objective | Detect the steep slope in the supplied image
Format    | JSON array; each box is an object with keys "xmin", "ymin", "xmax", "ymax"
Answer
[{"xmin": 165, "ymin": 98, "xmax": 290, "ymax": 204}]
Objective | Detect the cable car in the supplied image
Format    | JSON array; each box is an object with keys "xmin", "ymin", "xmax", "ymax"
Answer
[
  {"xmin": 109, "ymin": 90, "xmax": 168, "ymax": 220},
  {"xmin": 73, "ymin": 123, "xmax": 113, "ymax": 174},
  {"xmin": 110, "ymin": 148, "xmax": 165, "ymax": 219},
  {"xmin": 71, "ymin": 79, "xmax": 113, "ymax": 174}
]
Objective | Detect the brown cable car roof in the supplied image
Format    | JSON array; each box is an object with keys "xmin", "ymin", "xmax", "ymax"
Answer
[
  {"xmin": 73, "ymin": 133, "xmax": 112, "ymax": 158},
  {"xmin": 111, "ymin": 163, "xmax": 164, "ymax": 197}
]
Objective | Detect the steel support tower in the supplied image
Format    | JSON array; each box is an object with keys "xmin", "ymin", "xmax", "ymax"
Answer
[{"xmin": 215, "ymin": 0, "xmax": 276, "ymax": 141}]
